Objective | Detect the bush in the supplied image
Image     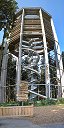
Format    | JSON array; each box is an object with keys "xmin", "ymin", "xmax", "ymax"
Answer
[
  {"xmin": 34, "ymin": 98, "xmax": 62, "ymax": 106},
  {"xmin": 57, "ymin": 98, "xmax": 64, "ymax": 104},
  {"xmin": 0, "ymin": 98, "xmax": 64, "ymax": 107},
  {"xmin": 0, "ymin": 101, "xmax": 19, "ymax": 107},
  {"xmin": 33, "ymin": 100, "xmax": 42, "ymax": 106},
  {"xmin": 46, "ymin": 99, "xmax": 57, "ymax": 105},
  {"xmin": 0, "ymin": 101, "xmax": 33, "ymax": 107}
]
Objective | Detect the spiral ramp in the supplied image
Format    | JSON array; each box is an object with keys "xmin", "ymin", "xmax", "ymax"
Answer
[{"xmin": 22, "ymin": 39, "xmax": 46, "ymax": 100}]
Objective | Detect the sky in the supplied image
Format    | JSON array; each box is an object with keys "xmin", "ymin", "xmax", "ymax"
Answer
[{"xmin": 0, "ymin": 0, "xmax": 64, "ymax": 52}]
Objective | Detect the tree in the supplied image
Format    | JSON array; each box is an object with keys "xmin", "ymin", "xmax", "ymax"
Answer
[
  {"xmin": 0, "ymin": 0, "xmax": 18, "ymax": 75},
  {"xmin": 0, "ymin": 0, "xmax": 18, "ymax": 44},
  {"xmin": 0, "ymin": 0, "xmax": 18, "ymax": 32}
]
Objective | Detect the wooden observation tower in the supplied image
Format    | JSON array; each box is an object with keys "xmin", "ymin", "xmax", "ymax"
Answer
[{"xmin": 0, "ymin": 8, "xmax": 64, "ymax": 102}]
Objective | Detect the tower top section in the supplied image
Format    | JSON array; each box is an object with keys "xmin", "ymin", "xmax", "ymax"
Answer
[
  {"xmin": 9, "ymin": 7, "xmax": 54, "ymax": 52},
  {"xmin": 16, "ymin": 7, "xmax": 52, "ymax": 19}
]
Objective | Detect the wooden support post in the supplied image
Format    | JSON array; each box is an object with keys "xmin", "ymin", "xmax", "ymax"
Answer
[
  {"xmin": 39, "ymin": 9, "xmax": 50, "ymax": 98},
  {"xmin": 16, "ymin": 9, "xmax": 24, "ymax": 100},
  {"xmin": 0, "ymin": 42, "xmax": 8, "ymax": 102}
]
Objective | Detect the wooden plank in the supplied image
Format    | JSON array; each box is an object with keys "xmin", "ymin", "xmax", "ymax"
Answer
[
  {"xmin": 0, "ymin": 108, "xmax": 2, "ymax": 116},
  {"xmin": 15, "ymin": 107, "xmax": 18, "ymax": 115},
  {"xmin": 24, "ymin": 107, "xmax": 27, "ymax": 116},
  {"xmin": 5, "ymin": 108, "xmax": 9, "ymax": 116},
  {"xmin": 13, "ymin": 107, "xmax": 16, "ymax": 116},
  {"xmin": 2, "ymin": 107, "xmax": 5, "ymax": 116},
  {"xmin": 8, "ymin": 107, "xmax": 13, "ymax": 116},
  {"xmin": 24, "ymin": 19, "xmax": 41, "ymax": 25},
  {"xmin": 18, "ymin": 107, "xmax": 21, "ymax": 115},
  {"xmin": 0, "ymin": 106, "xmax": 33, "ymax": 117},
  {"xmin": 21, "ymin": 107, "xmax": 25, "ymax": 116},
  {"xmin": 30, "ymin": 105, "xmax": 33, "ymax": 116}
]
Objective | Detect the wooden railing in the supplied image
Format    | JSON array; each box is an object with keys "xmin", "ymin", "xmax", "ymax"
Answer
[{"xmin": 0, "ymin": 105, "xmax": 33, "ymax": 117}]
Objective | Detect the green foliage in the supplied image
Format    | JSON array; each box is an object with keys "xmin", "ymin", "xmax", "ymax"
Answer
[
  {"xmin": 0, "ymin": 0, "xmax": 18, "ymax": 74},
  {"xmin": 0, "ymin": 98, "xmax": 64, "ymax": 107},
  {"xmin": 0, "ymin": 101, "xmax": 33, "ymax": 107},
  {"xmin": 0, "ymin": 101, "xmax": 19, "ymax": 107},
  {"xmin": 34, "ymin": 99, "xmax": 56, "ymax": 106},
  {"xmin": 45, "ymin": 99, "xmax": 56, "ymax": 105},
  {"xmin": 34, "ymin": 98, "xmax": 64, "ymax": 106},
  {"xmin": 57, "ymin": 98, "xmax": 64, "ymax": 104},
  {"xmin": 34, "ymin": 100, "xmax": 42, "ymax": 106},
  {"xmin": 0, "ymin": 0, "xmax": 18, "ymax": 31}
]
